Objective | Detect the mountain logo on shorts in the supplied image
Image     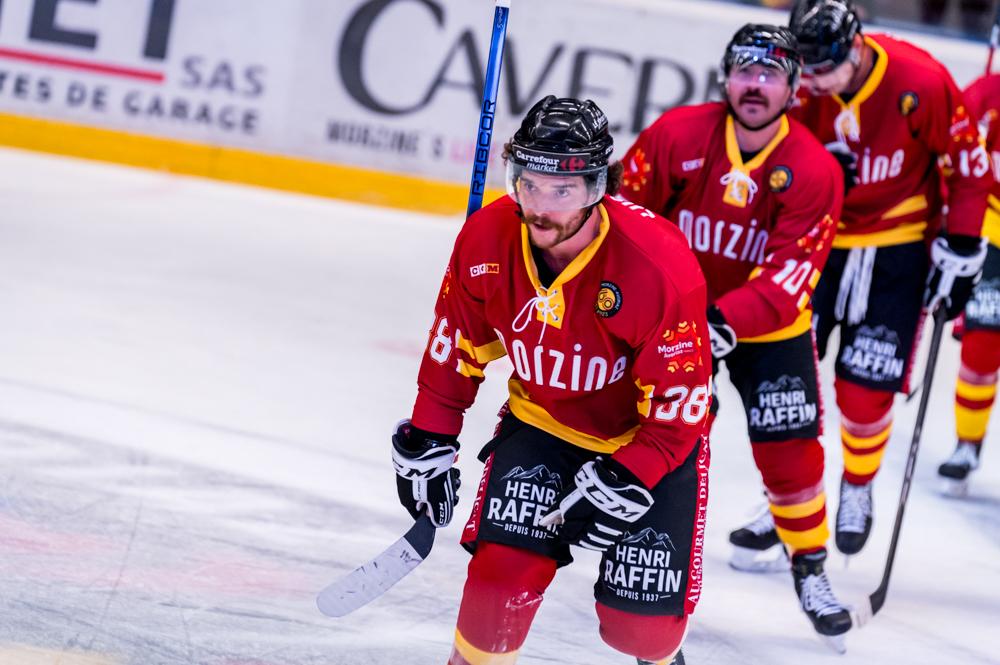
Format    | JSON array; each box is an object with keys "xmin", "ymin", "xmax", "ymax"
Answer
[
  {"xmin": 856, "ymin": 324, "xmax": 901, "ymax": 345},
  {"xmin": 501, "ymin": 465, "xmax": 563, "ymax": 489},
  {"xmin": 621, "ymin": 527, "xmax": 676, "ymax": 551},
  {"xmin": 755, "ymin": 375, "xmax": 807, "ymax": 394}
]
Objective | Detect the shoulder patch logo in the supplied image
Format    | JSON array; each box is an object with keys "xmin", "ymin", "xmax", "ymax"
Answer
[
  {"xmin": 659, "ymin": 320, "xmax": 703, "ymax": 372},
  {"xmin": 596, "ymin": 281, "xmax": 623, "ymax": 318},
  {"xmin": 899, "ymin": 91, "xmax": 919, "ymax": 117},
  {"xmin": 769, "ymin": 166, "xmax": 793, "ymax": 193},
  {"xmin": 469, "ymin": 262, "xmax": 500, "ymax": 278}
]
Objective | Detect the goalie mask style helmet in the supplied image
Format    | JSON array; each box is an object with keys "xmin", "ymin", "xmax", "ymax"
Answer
[
  {"xmin": 721, "ymin": 23, "xmax": 803, "ymax": 89},
  {"xmin": 506, "ymin": 96, "xmax": 614, "ymax": 211},
  {"xmin": 789, "ymin": 0, "xmax": 862, "ymax": 75}
]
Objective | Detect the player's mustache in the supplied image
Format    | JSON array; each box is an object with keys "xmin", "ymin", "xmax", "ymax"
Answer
[{"xmin": 739, "ymin": 93, "xmax": 768, "ymax": 106}]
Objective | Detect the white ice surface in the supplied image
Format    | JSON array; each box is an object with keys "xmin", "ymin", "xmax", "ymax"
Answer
[{"xmin": 0, "ymin": 147, "xmax": 997, "ymax": 665}]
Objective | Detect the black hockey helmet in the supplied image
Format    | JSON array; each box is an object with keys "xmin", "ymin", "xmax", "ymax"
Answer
[
  {"xmin": 506, "ymin": 96, "xmax": 614, "ymax": 209},
  {"xmin": 789, "ymin": 0, "xmax": 862, "ymax": 75},
  {"xmin": 721, "ymin": 24, "xmax": 802, "ymax": 88}
]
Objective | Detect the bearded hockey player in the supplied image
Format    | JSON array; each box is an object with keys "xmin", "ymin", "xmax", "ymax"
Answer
[
  {"xmin": 938, "ymin": 72, "xmax": 1000, "ymax": 493},
  {"xmin": 621, "ymin": 24, "xmax": 853, "ymax": 650},
  {"xmin": 788, "ymin": 0, "xmax": 990, "ymax": 555},
  {"xmin": 392, "ymin": 95, "xmax": 711, "ymax": 665}
]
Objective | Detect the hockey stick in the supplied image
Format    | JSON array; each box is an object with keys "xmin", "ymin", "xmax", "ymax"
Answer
[
  {"xmin": 317, "ymin": 1, "xmax": 511, "ymax": 618},
  {"xmin": 852, "ymin": 306, "xmax": 948, "ymax": 626},
  {"xmin": 317, "ymin": 515, "xmax": 435, "ymax": 617},
  {"xmin": 466, "ymin": 0, "xmax": 510, "ymax": 218},
  {"xmin": 987, "ymin": 5, "xmax": 1000, "ymax": 76}
]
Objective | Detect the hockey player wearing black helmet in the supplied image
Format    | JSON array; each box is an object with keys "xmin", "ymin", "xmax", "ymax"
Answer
[
  {"xmin": 624, "ymin": 23, "xmax": 854, "ymax": 652},
  {"xmin": 785, "ymin": 0, "xmax": 990, "ymax": 566},
  {"xmin": 720, "ymin": 24, "xmax": 802, "ymax": 133},
  {"xmin": 503, "ymin": 96, "xmax": 619, "ymax": 260},
  {"xmin": 397, "ymin": 94, "xmax": 711, "ymax": 664}
]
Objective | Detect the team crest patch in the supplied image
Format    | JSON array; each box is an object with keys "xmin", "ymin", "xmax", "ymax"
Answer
[
  {"xmin": 769, "ymin": 166, "xmax": 792, "ymax": 193},
  {"xmin": 596, "ymin": 281, "xmax": 622, "ymax": 318},
  {"xmin": 899, "ymin": 91, "xmax": 919, "ymax": 117}
]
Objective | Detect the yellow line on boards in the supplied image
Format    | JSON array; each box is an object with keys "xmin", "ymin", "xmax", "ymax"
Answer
[{"xmin": 0, "ymin": 112, "xmax": 505, "ymax": 216}]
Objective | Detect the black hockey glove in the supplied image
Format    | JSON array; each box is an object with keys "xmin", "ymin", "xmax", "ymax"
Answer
[
  {"xmin": 825, "ymin": 141, "xmax": 857, "ymax": 195},
  {"xmin": 707, "ymin": 305, "xmax": 737, "ymax": 359},
  {"xmin": 539, "ymin": 458, "xmax": 653, "ymax": 553},
  {"xmin": 924, "ymin": 234, "xmax": 987, "ymax": 320},
  {"xmin": 391, "ymin": 420, "xmax": 461, "ymax": 528}
]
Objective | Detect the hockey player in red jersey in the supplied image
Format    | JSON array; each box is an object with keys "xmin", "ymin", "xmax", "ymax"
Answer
[
  {"xmin": 937, "ymin": 72, "xmax": 1000, "ymax": 493},
  {"xmin": 622, "ymin": 25, "xmax": 852, "ymax": 648},
  {"xmin": 788, "ymin": 0, "xmax": 990, "ymax": 554},
  {"xmin": 392, "ymin": 96, "xmax": 711, "ymax": 665}
]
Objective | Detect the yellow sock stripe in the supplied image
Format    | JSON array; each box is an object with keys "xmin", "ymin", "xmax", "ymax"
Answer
[
  {"xmin": 775, "ymin": 521, "xmax": 830, "ymax": 554},
  {"xmin": 841, "ymin": 424, "xmax": 891, "ymax": 450},
  {"xmin": 769, "ymin": 492, "xmax": 826, "ymax": 520},
  {"xmin": 956, "ymin": 404, "xmax": 992, "ymax": 441},
  {"xmin": 453, "ymin": 630, "xmax": 520, "ymax": 665},
  {"xmin": 842, "ymin": 444, "xmax": 888, "ymax": 476},
  {"xmin": 956, "ymin": 379, "xmax": 998, "ymax": 401}
]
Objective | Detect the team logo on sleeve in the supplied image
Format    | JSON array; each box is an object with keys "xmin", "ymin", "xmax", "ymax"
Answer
[
  {"xmin": 596, "ymin": 281, "xmax": 623, "ymax": 318},
  {"xmin": 438, "ymin": 266, "xmax": 452, "ymax": 299},
  {"xmin": 768, "ymin": 166, "xmax": 793, "ymax": 193},
  {"xmin": 624, "ymin": 149, "xmax": 651, "ymax": 193},
  {"xmin": 898, "ymin": 92, "xmax": 919, "ymax": 117},
  {"xmin": 659, "ymin": 321, "xmax": 703, "ymax": 372}
]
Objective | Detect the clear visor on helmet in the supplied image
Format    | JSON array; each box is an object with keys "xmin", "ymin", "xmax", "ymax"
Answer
[{"xmin": 506, "ymin": 161, "xmax": 607, "ymax": 212}]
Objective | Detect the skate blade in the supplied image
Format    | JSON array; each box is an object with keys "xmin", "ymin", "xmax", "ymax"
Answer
[
  {"xmin": 819, "ymin": 633, "xmax": 847, "ymax": 654},
  {"xmin": 940, "ymin": 478, "xmax": 970, "ymax": 498},
  {"xmin": 729, "ymin": 545, "xmax": 789, "ymax": 573}
]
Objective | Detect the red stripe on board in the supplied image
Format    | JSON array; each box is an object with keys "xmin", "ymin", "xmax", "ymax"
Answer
[{"xmin": 0, "ymin": 47, "xmax": 164, "ymax": 82}]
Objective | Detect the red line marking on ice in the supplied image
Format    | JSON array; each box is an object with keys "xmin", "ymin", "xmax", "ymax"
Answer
[{"xmin": 0, "ymin": 47, "xmax": 164, "ymax": 82}]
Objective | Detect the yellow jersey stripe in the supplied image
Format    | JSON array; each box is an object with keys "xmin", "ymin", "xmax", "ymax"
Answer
[
  {"xmin": 508, "ymin": 381, "xmax": 638, "ymax": 454},
  {"xmin": 739, "ymin": 309, "xmax": 812, "ymax": 343},
  {"xmin": 832, "ymin": 221, "xmax": 927, "ymax": 249}
]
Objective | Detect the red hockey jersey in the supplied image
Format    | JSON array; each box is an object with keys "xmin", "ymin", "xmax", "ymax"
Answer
[
  {"xmin": 964, "ymin": 74, "xmax": 1000, "ymax": 247},
  {"xmin": 622, "ymin": 102, "xmax": 842, "ymax": 341},
  {"xmin": 793, "ymin": 33, "xmax": 989, "ymax": 246},
  {"xmin": 411, "ymin": 196, "xmax": 710, "ymax": 488}
]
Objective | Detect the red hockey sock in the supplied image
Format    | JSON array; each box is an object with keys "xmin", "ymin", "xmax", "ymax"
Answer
[
  {"xmin": 751, "ymin": 438, "xmax": 828, "ymax": 554},
  {"xmin": 955, "ymin": 330, "xmax": 1000, "ymax": 444},
  {"xmin": 835, "ymin": 378, "xmax": 893, "ymax": 485},
  {"xmin": 596, "ymin": 602, "xmax": 688, "ymax": 662},
  {"xmin": 448, "ymin": 542, "xmax": 557, "ymax": 665}
]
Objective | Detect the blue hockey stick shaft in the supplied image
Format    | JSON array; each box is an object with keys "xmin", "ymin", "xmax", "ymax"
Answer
[{"xmin": 466, "ymin": 0, "xmax": 510, "ymax": 219}]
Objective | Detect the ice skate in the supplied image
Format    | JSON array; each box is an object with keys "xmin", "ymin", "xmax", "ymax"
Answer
[
  {"xmin": 938, "ymin": 441, "xmax": 981, "ymax": 496},
  {"xmin": 791, "ymin": 550, "xmax": 852, "ymax": 653},
  {"xmin": 835, "ymin": 478, "xmax": 872, "ymax": 556},
  {"xmin": 637, "ymin": 649, "xmax": 684, "ymax": 665},
  {"xmin": 728, "ymin": 506, "xmax": 789, "ymax": 573}
]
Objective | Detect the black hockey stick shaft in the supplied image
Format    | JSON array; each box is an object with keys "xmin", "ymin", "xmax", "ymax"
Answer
[{"xmin": 868, "ymin": 306, "xmax": 947, "ymax": 616}]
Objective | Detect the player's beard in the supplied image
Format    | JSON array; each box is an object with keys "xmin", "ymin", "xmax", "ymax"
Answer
[
  {"xmin": 732, "ymin": 91, "xmax": 784, "ymax": 131},
  {"xmin": 521, "ymin": 208, "xmax": 591, "ymax": 250}
]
